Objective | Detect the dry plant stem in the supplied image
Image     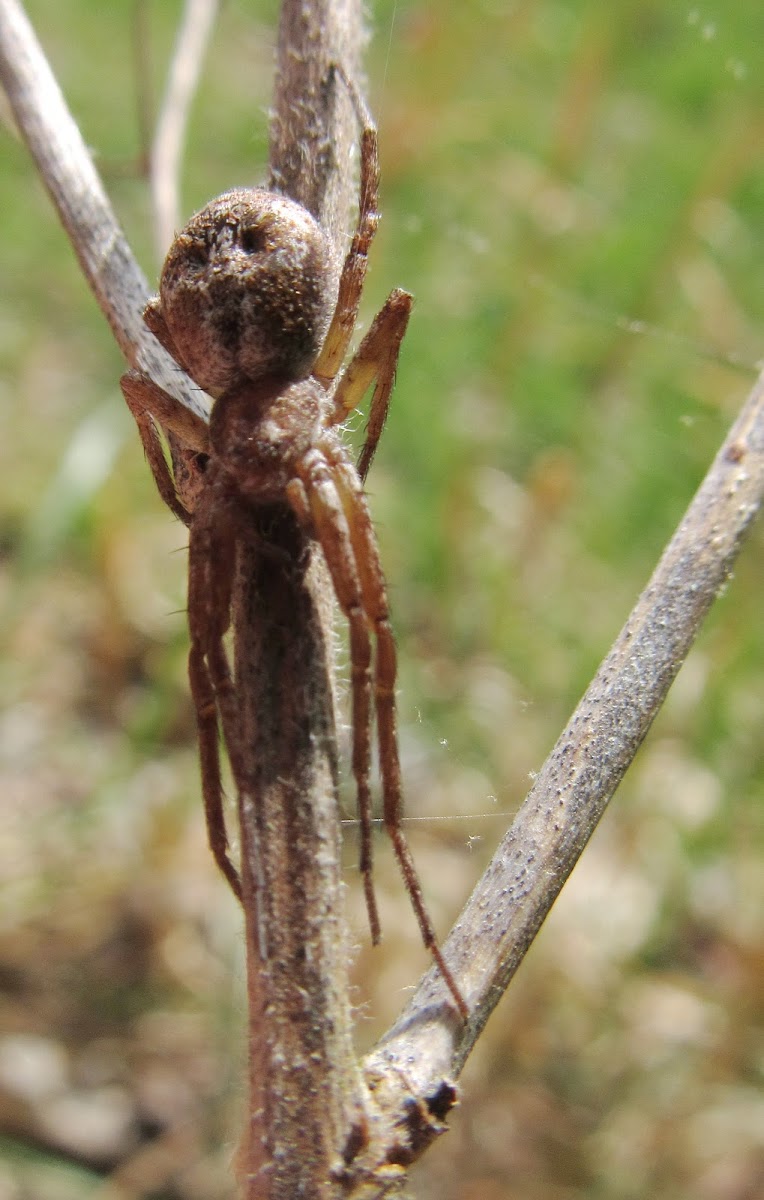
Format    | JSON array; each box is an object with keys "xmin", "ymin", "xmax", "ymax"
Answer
[
  {"xmin": 232, "ymin": 2, "xmax": 369, "ymax": 1197},
  {"xmin": 362, "ymin": 379, "xmax": 764, "ymax": 1157},
  {"xmin": 150, "ymin": 0, "xmax": 220, "ymax": 260},
  {"xmin": 269, "ymin": 0, "xmax": 362, "ymax": 245},
  {"xmin": 0, "ymin": 0, "xmax": 209, "ymax": 431}
]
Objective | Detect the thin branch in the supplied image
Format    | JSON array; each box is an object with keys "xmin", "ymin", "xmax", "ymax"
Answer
[
  {"xmin": 358, "ymin": 376, "xmax": 764, "ymax": 1177},
  {"xmin": 268, "ymin": 0, "xmax": 363, "ymax": 246},
  {"xmin": 150, "ymin": 0, "xmax": 220, "ymax": 260},
  {"xmin": 0, "ymin": 0, "xmax": 210, "ymax": 426}
]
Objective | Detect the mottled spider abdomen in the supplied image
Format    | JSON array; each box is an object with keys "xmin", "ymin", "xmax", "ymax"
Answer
[{"xmin": 159, "ymin": 189, "xmax": 336, "ymax": 395}]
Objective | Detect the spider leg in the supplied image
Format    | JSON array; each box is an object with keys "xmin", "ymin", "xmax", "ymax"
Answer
[
  {"xmin": 187, "ymin": 484, "xmax": 242, "ymax": 901},
  {"xmin": 287, "ymin": 454, "xmax": 381, "ymax": 945},
  {"xmin": 328, "ymin": 288, "xmax": 412, "ymax": 483},
  {"xmin": 312, "ymin": 83, "xmax": 380, "ymax": 388},
  {"xmin": 143, "ymin": 298, "xmax": 187, "ymax": 368},
  {"xmin": 322, "ymin": 438, "xmax": 469, "ymax": 1020},
  {"xmin": 295, "ymin": 438, "xmax": 468, "ymax": 1018},
  {"xmin": 121, "ymin": 370, "xmax": 209, "ymax": 525}
]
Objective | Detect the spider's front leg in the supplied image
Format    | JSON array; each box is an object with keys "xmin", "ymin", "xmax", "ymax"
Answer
[
  {"xmin": 186, "ymin": 478, "xmax": 242, "ymax": 901},
  {"xmin": 329, "ymin": 287, "xmax": 412, "ymax": 482},
  {"xmin": 312, "ymin": 73, "xmax": 382, "ymax": 392},
  {"xmin": 306, "ymin": 71, "xmax": 412, "ymax": 481},
  {"xmin": 120, "ymin": 368, "xmax": 209, "ymax": 526}
]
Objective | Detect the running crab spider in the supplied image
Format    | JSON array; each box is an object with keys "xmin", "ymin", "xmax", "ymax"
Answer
[{"xmin": 120, "ymin": 82, "xmax": 468, "ymax": 1021}]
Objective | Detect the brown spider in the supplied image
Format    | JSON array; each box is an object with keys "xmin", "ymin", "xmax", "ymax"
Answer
[{"xmin": 120, "ymin": 86, "xmax": 467, "ymax": 1021}]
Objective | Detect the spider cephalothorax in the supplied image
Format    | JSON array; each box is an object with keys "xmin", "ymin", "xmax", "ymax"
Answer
[{"xmin": 120, "ymin": 89, "xmax": 468, "ymax": 1021}]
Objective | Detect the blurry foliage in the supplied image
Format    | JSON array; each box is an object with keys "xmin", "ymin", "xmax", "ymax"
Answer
[{"xmin": 1, "ymin": 1, "xmax": 763, "ymax": 1198}]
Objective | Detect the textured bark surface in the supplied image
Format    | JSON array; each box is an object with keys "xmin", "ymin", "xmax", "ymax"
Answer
[
  {"xmin": 232, "ymin": 4, "xmax": 370, "ymax": 1197},
  {"xmin": 361, "ymin": 372, "xmax": 764, "ymax": 1154}
]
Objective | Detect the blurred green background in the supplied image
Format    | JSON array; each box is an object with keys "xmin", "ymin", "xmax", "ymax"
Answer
[{"xmin": 1, "ymin": 2, "xmax": 763, "ymax": 1198}]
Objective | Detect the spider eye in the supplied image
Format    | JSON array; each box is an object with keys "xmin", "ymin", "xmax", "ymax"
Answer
[{"xmin": 240, "ymin": 224, "xmax": 268, "ymax": 255}]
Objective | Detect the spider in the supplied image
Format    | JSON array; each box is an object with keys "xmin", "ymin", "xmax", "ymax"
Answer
[{"xmin": 120, "ymin": 82, "xmax": 467, "ymax": 1021}]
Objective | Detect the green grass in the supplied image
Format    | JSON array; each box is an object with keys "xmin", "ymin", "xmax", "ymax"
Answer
[{"xmin": 1, "ymin": 3, "xmax": 763, "ymax": 1199}]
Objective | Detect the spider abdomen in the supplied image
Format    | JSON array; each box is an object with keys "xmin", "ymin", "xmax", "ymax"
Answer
[{"xmin": 159, "ymin": 189, "xmax": 336, "ymax": 394}]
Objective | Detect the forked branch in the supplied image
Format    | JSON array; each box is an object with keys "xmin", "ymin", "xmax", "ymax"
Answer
[
  {"xmin": 361, "ymin": 379, "xmax": 764, "ymax": 1151},
  {"xmin": 3, "ymin": 0, "xmax": 763, "ymax": 1197}
]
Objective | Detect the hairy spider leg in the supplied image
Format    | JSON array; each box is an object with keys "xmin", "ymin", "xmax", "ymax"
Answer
[
  {"xmin": 328, "ymin": 443, "xmax": 469, "ymax": 1018},
  {"xmin": 120, "ymin": 295, "xmax": 211, "ymax": 523},
  {"xmin": 302, "ymin": 436, "xmax": 468, "ymax": 1020},
  {"xmin": 186, "ymin": 479, "xmax": 243, "ymax": 900},
  {"xmin": 329, "ymin": 287, "xmax": 413, "ymax": 482},
  {"xmin": 312, "ymin": 91, "xmax": 380, "ymax": 388},
  {"xmin": 287, "ymin": 448, "xmax": 381, "ymax": 944},
  {"xmin": 121, "ymin": 371, "xmax": 199, "ymax": 526}
]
